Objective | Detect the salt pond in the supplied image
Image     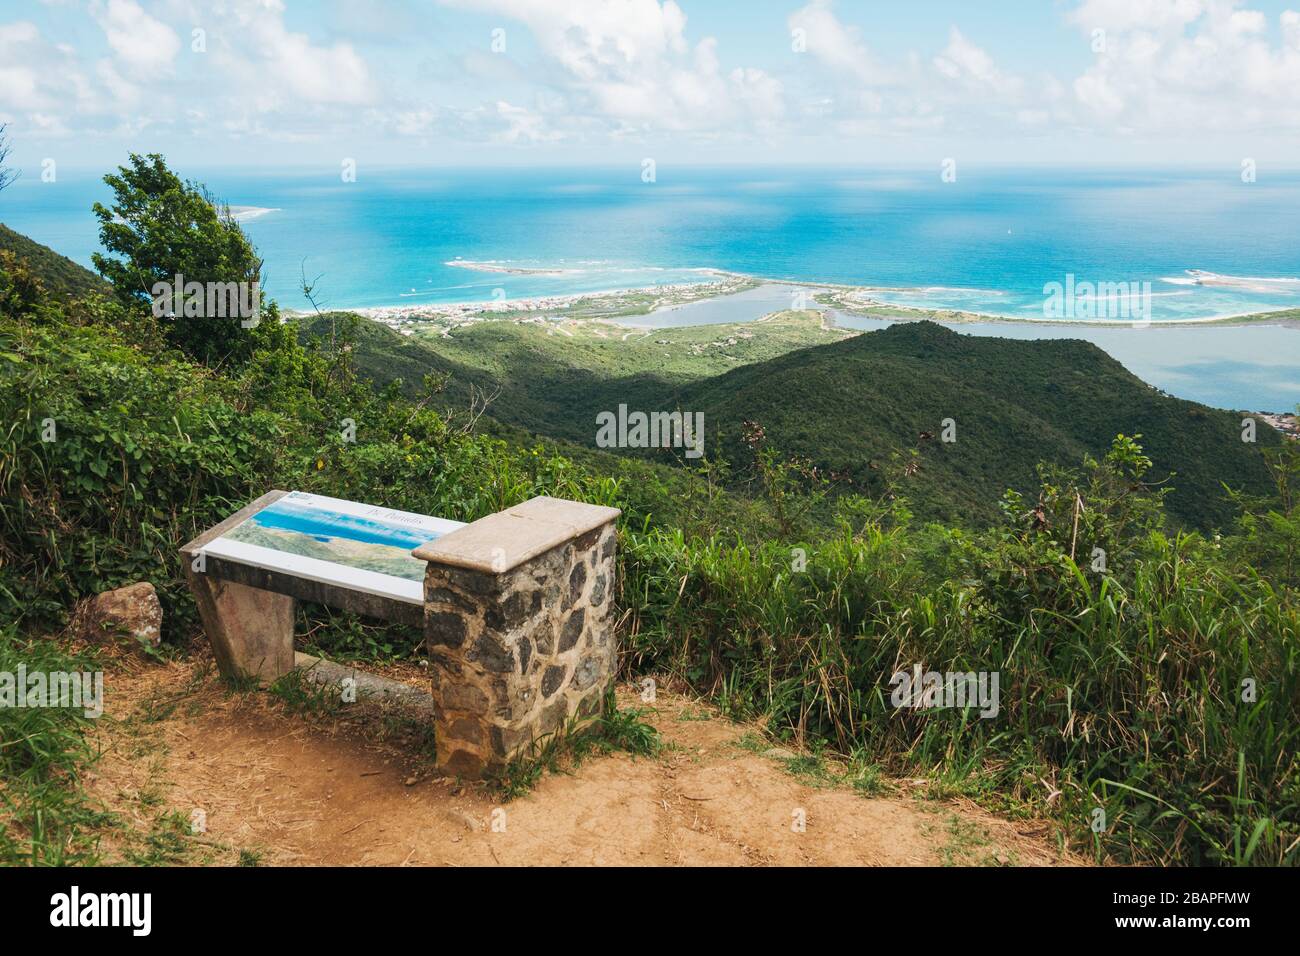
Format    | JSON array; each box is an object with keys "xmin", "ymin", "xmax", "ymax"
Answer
[{"xmin": 636, "ymin": 282, "xmax": 1300, "ymax": 413}]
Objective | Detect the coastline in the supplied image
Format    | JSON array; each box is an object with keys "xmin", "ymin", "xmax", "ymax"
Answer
[{"xmin": 303, "ymin": 270, "xmax": 1300, "ymax": 334}]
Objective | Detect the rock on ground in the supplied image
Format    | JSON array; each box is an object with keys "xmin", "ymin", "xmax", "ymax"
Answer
[{"xmin": 78, "ymin": 582, "xmax": 163, "ymax": 649}]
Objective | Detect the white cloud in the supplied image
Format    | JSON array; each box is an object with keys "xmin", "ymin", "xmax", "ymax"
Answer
[
  {"xmin": 438, "ymin": 0, "xmax": 784, "ymax": 139},
  {"xmin": 3, "ymin": 0, "xmax": 1299, "ymax": 161},
  {"xmin": 1069, "ymin": 0, "xmax": 1207, "ymax": 35},
  {"xmin": 0, "ymin": 0, "xmax": 380, "ymax": 147},
  {"xmin": 91, "ymin": 0, "xmax": 181, "ymax": 77},
  {"xmin": 1068, "ymin": 0, "xmax": 1300, "ymax": 131},
  {"xmin": 933, "ymin": 27, "xmax": 1021, "ymax": 96},
  {"xmin": 789, "ymin": 0, "xmax": 890, "ymax": 85},
  {"xmin": 216, "ymin": 0, "xmax": 376, "ymax": 106},
  {"xmin": 0, "ymin": 19, "xmax": 99, "ymax": 117},
  {"xmin": 494, "ymin": 100, "xmax": 561, "ymax": 143},
  {"xmin": 787, "ymin": 2, "xmax": 1041, "ymax": 135}
]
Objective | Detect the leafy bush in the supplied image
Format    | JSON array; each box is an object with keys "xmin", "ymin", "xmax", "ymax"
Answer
[{"xmin": 0, "ymin": 291, "xmax": 619, "ymax": 638}]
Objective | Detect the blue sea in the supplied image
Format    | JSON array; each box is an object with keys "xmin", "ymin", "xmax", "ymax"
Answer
[
  {"xmin": 251, "ymin": 499, "xmax": 436, "ymax": 550},
  {"xmin": 3, "ymin": 164, "xmax": 1298, "ymax": 409}
]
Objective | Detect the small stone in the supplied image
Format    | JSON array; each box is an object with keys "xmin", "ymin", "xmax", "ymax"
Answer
[
  {"xmin": 425, "ymin": 611, "xmax": 467, "ymax": 649},
  {"xmin": 565, "ymin": 562, "xmax": 587, "ymax": 610},
  {"xmin": 81, "ymin": 582, "xmax": 163, "ymax": 649},
  {"xmin": 404, "ymin": 776, "xmax": 418, "ymax": 786},
  {"xmin": 444, "ymin": 808, "xmax": 481, "ymax": 831},
  {"xmin": 448, "ymin": 717, "xmax": 484, "ymax": 744},
  {"xmin": 486, "ymin": 586, "xmax": 542, "ymax": 631},
  {"xmin": 468, "ymin": 631, "xmax": 513, "ymax": 673},
  {"xmin": 440, "ymin": 749, "xmax": 485, "ymax": 778},
  {"xmin": 590, "ymin": 571, "xmax": 608, "ymax": 607},
  {"xmin": 571, "ymin": 654, "xmax": 603, "ymax": 691},
  {"xmin": 535, "ymin": 620, "xmax": 557, "ymax": 656},
  {"xmin": 537, "ymin": 698, "xmax": 568, "ymax": 735},
  {"xmin": 426, "ymin": 587, "xmax": 476, "ymax": 613},
  {"xmin": 541, "ymin": 665, "xmax": 566, "ymax": 698},
  {"xmin": 490, "ymin": 723, "xmax": 535, "ymax": 757},
  {"xmin": 558, "ymin": 609, "xmax": 585, "ymax": 653},
  {"xmin": 445, "ymin": 566, "xmax": 502, "ymax": 597}
]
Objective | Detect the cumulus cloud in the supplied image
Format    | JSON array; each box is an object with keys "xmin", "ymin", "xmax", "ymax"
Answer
[
  {"xmin": 0, "ymin": 23, "xmax": 43, "ymax": 111},
  {"xmin": 214, "ymin": 0, "xmax": 376, "ymax": 107},
  {"xmin": 788, "ymin": 0, "xmax": 890, "ymax": 85},
  {"xmin": 0, "ymin": 19, "xmax": 102, "ymax": 119},
  {"xmin": 2, "ymin": 0, "xmax": 1298, "ymax": 159},
  {"xmin": 90, "ymin": 0, "xmax": 181, "ymax": 77},
  {"xmin": 438, "ymin": 0, "xmax": 784, "ymax": 138},
  {"xmin": 787, "ymin": 1, "xmax": 1043, "ymax": 134},
  {"xmin": 933, "ymin": 27, "xmax": 1022, "ymax": 97},
  {"xmin": 0, "ymin": 0, "xmax": 378, "ymax": 144},
  {"xmin": 1068, "ymin": 0, "xmax": 1300, "ymax": 131}
]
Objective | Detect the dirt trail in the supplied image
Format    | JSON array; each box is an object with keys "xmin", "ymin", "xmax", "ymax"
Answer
[{"xmin": 85, "ymin": 656, "xmax": 1080, "ymax": 867}]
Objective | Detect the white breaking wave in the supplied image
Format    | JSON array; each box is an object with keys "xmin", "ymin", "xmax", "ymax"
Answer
[
  {"xmin": 1161, "ymin": 270, "xmax": 1300, "ymax": 293},
  {"xmin": 227, "ymin": 205, "xmax": 279, "ymax": 222}
]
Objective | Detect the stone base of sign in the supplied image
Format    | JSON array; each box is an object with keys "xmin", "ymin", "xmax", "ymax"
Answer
[
  {"xmin": 185, "ymin": 567, "xmax": 296, "ymax": 683},
  {"xmin": 295, "ymin": 652, "xmax": 437, "ymax": 715},
  {"xmin": 181, "ymin": 493, "xmax": 620, "ymax": 778},
  {"xmin": 414, "ymin": 496, "xmax": 621, "ymax": 779}
]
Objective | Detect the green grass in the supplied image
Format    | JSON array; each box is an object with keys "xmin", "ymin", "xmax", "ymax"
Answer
[
  {"xmin": 0, "ymin": 627, "xmax": 107, "ymax": 865},
  {"xmin": 622, "ymin": 496, "xmax": 1300, "ymax": 865}
]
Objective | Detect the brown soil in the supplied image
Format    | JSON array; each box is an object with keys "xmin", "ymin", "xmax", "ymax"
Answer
[{"xmin": 84, "ymin": 654, "xmax": 1083, "ymax": 867}]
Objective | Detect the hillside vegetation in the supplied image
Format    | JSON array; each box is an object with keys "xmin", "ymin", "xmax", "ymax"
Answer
[
  {"xmin": 315, "ymin": 307, "xmax": 1280, "ymax": 531},
  {"xmin": 2, "ymin": 158, "xmax": 1298, "ymax": 867},
  {"xmin": 300, "ymin": 308, "xmax": 850, "ymax": 436},
  {"xmin": 0, "ymin": 223, "xmax": 111, "ymax": 303},
  {"xmin": 671, "ymin": 320, "xmax": 1280, "ymax": 529}
]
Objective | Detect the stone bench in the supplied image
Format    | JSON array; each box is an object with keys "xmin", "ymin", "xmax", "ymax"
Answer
[{"xmin": 180, "ymin": 490, "xmax": 620, "ymax": 778}]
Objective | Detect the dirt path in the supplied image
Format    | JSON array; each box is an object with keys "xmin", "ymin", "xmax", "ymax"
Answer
[{"xmin": 85, "ymin": 656, "xmax": 1081, "ymax": 867}]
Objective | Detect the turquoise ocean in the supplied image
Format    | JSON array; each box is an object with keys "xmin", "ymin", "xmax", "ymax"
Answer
[{"xmin": 3, "ymin": 165, "xmax": 1298, "ymax": 410}]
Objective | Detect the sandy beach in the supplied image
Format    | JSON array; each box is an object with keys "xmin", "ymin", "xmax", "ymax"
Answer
[{"xmin": 325, "ymin": 271, "xmax": 1300, "ymax": 335}]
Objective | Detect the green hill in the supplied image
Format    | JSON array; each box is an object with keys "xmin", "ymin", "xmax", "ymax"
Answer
[
  {"xmin": 0, "ymin": 223, "xmax": 110, "ymax": 302},
  {"xmin": 322, "ymin": 309, "xmax": 1279, "ymax": 531},
  {"xmin": 299, "ymin": 308, "xmax": 851, "ymax": 438},
  {"xmin": 663, "ymin": 321, "xmax": 1280, "ymax": 529}
]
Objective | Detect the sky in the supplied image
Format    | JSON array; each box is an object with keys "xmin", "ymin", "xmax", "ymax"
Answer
[{"xmin": 2, "ymin": 0, "xmax": 1300, "ymax": 171}]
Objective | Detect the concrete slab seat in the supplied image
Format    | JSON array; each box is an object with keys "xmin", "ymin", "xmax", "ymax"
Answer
[{"xmin": 180, "ymin": 490, "xmax": 621, "ymax": 778}]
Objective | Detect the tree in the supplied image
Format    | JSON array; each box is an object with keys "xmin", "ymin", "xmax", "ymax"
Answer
[
  {"xmin": 91, "ymin": 153, "xmax": 291, "ymax": 365},
  {"xmin": 0, "ymin": 124, "xmax": 17, "ymax": 193}
]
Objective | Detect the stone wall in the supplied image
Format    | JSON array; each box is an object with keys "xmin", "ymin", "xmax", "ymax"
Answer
[{"xmin": 415, "ymin": 497, "xmax": 620, "ymax": 778}]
